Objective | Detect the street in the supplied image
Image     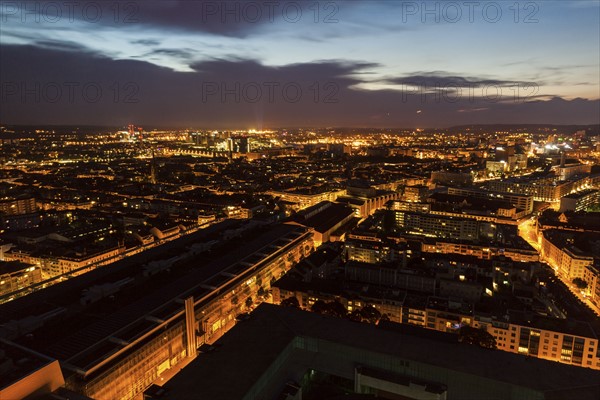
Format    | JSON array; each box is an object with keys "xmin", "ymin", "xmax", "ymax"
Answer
[{"xmin": 518, "ymin": 217, "xmax": 600, "ymax": 317}]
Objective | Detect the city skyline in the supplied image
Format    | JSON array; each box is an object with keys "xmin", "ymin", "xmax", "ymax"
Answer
[
  {"xmin": 1, "ymin": 1, "xmax": 599, "ymax": 127},
  {"xmin": 2, "ymin": 2, "xmax": 600, "ymax": 400}
]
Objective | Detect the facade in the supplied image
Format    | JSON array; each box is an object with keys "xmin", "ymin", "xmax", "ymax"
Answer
[
  {"xmin": 0, "ymin": 197, "xmax": 36, "ymax": 215},
  {"xmin": 554, "ymin": 163, "xmax": 592, "ymax": 181},
  {"xmin": 0, "ymin": 261, "xmax": 42, "ymax": 297},
  {"xmin": 475, "ymin": 311, "xmax": 600, "ymax": 370},
  {"xmin": 403, "ymin": 184, "xmax": 429, "ymax": 202},
  {"xmin": 420, "ymin": 240, "xmax": 539, "ymax": 263},
  {"xmin": 559, "ymin": 189, "xmax": 599, "ymax": 212},
  {"xmin": 540, "ymin": 229, "xmax": 599, "ymax": 302},
  {"xmin": 344, "ymin": 233, "xmax": 405, "ymax": 265},
  {"xmin": 447, "ymin": 187, "xmax": 534, "ymax": 214},
  {"xmin": 390, "ymin": 200, "xmax": 431, "ymax": 213},
  {"xmin": 486, "ymin": 175, "xmax": 589, "ymax": 202},
  {"xmin": 5, "ymin": 245, "xmax": 125, "ymax": 278},
  {"xmin": 268, "ymin": 189, "xmax": 345, "ymax": 211},
  {"xmin": 486, "ymin": 160, "xmax": 507, "ymax": 174},
  {"xmin": 393, "ymin": 210, "xmax": 480, "ymax": 241},
  {"xmin": 0, "ymin": 344, "xmax": 65, "ymax": 400},
  {"xmin": 337, "ymin": 191, "xmax": 402, "ymax": 218}
]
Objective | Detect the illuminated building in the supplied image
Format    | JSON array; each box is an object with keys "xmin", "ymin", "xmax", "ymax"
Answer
[
  {"xmin": 447, "ymin": 187, "xmax": 534, "ymax": 215},
  {"xmin": 402, "ymin": 184, "xmax": 429, "ymax": 202},
  {"xmin": 0, "ymin": 197, "xmax": 36, "ymax": 215},
  {"xmin": 0, "ymin": 342, "xmax": 65, "ymax": 399},
  {"xmin": 486, "ymin": 160, "xmax": 507, "ymax": 174},
  {"xmin": 486, "ymin": 174, "xmax": 590, "ymax": 202},
  {"xmin": 0, "ymin": 261, "xmax": 41, "ymax": 297},
  {"xmin": 344, "ymin": 233, "xmax": 406, "ymax": 265},
  {"xmin": 268, "ymin": 189, "xmax": 346, "ymax": 211},
  {"xmin": 478, "ymin": 310, "xmax": 600, "ymax": 370},
  {"xmin": 419, "ymin": 239, "xmax": 539, "ymax": 262},
  {"xmin": 559, "ymin": 189, "xmax": 600, "ymax": 212},
  {"xmin": 336, "ymin": 182, "xmax": 402, "ymax": 217},
  {"xmin": 540, "ymin": 229, "xmax": 599, "ymax": 302},
  {"xmin": 0, "ymin": 224, "xmax": 313, "ymax": 400},
  {"xmin": 393, "ymin": 210, "xmax": 480, "ymax": 241},
  {"xmin": 288, "ymin": 201, "xmax": 354, "ymax": 246},
  {"xmin": 554, "ymin": 163, "xmax": 592, "ymax": 181}
]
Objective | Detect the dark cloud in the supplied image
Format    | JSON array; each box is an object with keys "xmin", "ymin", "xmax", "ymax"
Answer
[
  {"xmin": 131, "ymin": 39, "xmax": 161, "ymax": 46},
  {"xmin": 1, "ymin": 44, "xmax": 598, "ymax": 128},
  {"xmin": 121, "ymin": 0, "xmax": 369, "ymax": 38},
  {"xmin": 34, "ymin": 40, "xmax": 93, "ymax": 52},
  {"xmin": 4, "ymin": 0, "xmax": 359, "ymax": 38},
  {"xmin": 383, "ymin": 72, "xmax": 534, "ymax": 89}
]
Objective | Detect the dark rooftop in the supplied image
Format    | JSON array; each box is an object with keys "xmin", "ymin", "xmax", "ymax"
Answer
[
  {"xmin": 159, "ymin": 304, "xmax": 600, "ymax": 400},
  {"xmin": 509, "ymin": 310, "xmax": 598, "ymax": 339},
  {"xmin": 0, "ymin": 261, "xmax": 34, "ymax": 275},
  {"xmin": 292, "ymin": 201, "xmax": 354, "ymax": 233},
  {"xmin": 2, "ymin": 223, "xmax": 308, "ymax": 369},
  {"xmin": 563, "ymin": 189, "xmax": 599, "ymax": 199}
]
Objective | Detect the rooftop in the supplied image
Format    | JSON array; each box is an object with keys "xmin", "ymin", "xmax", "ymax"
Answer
[
  {"xmin": 159, "ymin": 304, "xmax": 600, "ymax": 400},
  {"xmin": 563, "ymin": 189, "xmax": 599, "ymax": 199},
  {"xmin": 1, "ymin": 223, "xmax": 309, "ymax": 373},
  {"xmin": 0, "ymin": 261, "xmax": 35, "ymax": 276},
  {"xmin": 509, "ymin": 310, "xmax": 598, "ymax": 339},
  {"xmin": 292, "ymin": 202, "xmax": 354, "ymax": 233},
  {"xmin": 0, "ymin": 220, "xmax": 240, "ymax": 324}
]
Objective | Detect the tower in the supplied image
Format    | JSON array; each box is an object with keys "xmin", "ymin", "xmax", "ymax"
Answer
[{"xmin": 150, "ymin": 147, "xmax": 157, "ymax": 184}]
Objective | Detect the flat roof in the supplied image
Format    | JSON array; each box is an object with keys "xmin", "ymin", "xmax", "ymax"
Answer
[
  {"xmin": 509, "ymin": 310, "xmax": 597, "ymax": 339},
  {"xmin": 0, "ymin": 261, "xmax": 34, "ymax": 275},
  {"xmin": 4, "ymin": 224, "xmax": 308, "ymax": 368},
  {"xmin": 296, "ymin": 203, "xmax": 354, "ymax": 233},
  {"xmin": 563, "ymin": 189, "xmax": 599, "ymax": 199},
  {"xmin": 0, "ymin": 219, "xmax": 240, "ymax": 323},
  {"xmin": 159, "ymin": 304, "xmax": 600, "ymax": 400}
]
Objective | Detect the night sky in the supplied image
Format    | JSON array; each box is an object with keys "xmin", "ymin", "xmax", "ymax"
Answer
[{"xmin": 1, "ymin": 0, "xmax": 599, "ymax": 128}]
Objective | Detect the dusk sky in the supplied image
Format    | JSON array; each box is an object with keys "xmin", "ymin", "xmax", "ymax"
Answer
[{"xmin": 1, "ymin": 0, "xmax": 599, "ymax": 128}]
